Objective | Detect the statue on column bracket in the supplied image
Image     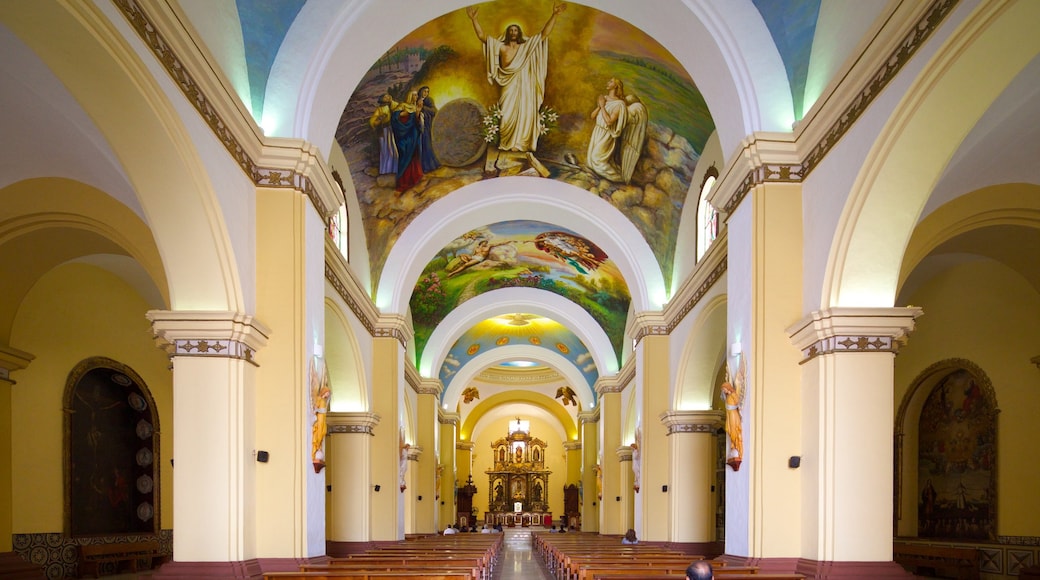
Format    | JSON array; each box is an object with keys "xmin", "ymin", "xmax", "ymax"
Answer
[
  {"xmin": 722, "ymin": 353, "xmax": 746, "ymax": 471},
  {"xmin": 310, "ymin": 357, "xmax": 331, "ymax": 473}
]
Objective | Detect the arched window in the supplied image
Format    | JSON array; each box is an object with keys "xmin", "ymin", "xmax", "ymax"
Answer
[
  {"xmin": 64, "ymin": 358, "xmax": 160, "ymax": 537},
  {"xmin": 329, "ymin": 169, "xmax": 349, "ymax": 260},
  {"xmin": 697, "ymin": 164, "xmax": 720, "ymax": 261}
]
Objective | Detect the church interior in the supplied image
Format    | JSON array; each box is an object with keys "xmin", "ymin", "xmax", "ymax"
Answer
[{"xmin": 1, "ymin": 0, "xmax": 1038, "ymax": 578}]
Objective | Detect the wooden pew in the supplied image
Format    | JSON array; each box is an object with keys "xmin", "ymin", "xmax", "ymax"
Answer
[
  {"xmin": 893, "ymin": 543, "xmax": 979, "ymax": 580},
  {"xmin": 265, "ymin": 573, "xmax": 474, "ymax": 580},
  {"xmin": 78, "ymin": 540, "xmax": 165, "ymax": 578}
]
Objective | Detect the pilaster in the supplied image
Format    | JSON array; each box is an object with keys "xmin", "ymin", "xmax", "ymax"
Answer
[
  {"xmin": 0, "ymin": 345, "xmax": 33, "ymax": 552},
  {"xmin": 616, "ymin": 446, "xmax": 634, "ymax": 534},
  {"xmin": 326, "ymin": 412, "xmax": 379, "ymax": 546},
  {"xmin": 147, "ymin": 311, "xmax": 269, "ymax": 562},
  {"xmin": 596, "ymin": 384, "xmax": 622, "ymax": 534},
  {"xmin": 787, "ymin": 307, "xmax": 922, "ymax": 575},
  {"xmin": 634, "ymin": 333, "xmax": 670, "ymax": 542},
  {"xmin": 579, "ymin": 408, "xmax": 599, "ymax": 532},
  {"xmin": 661, "ymin": 410, "xmax": 723, "ymax": 544},
  {"xmin": 413, "ymin": 378, "xmax": 440, "ymax": 534},
  {"xmin": 405, "ymin": 447, "xmax": 422, "ymax": 533},
  {"xmin": 456, "ymin": 440, "xmax": 475, "ymax": 485},
  {"xmin": 438, "ymin": 409, "xmax": 459, "ymax": 529},
  {"xmin": 370, "ymin": 333, "xmax": 404, "ymax": 541}
]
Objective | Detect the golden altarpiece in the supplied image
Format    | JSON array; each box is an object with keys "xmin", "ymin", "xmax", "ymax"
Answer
[{"xmin": 485, "ymin": 419, "xmax": 552, "ymax": 526}]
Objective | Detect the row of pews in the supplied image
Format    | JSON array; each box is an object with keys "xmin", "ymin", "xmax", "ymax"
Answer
[
  {"xmin": 534, "ymin": 532, "xmax": 806, "ymax": 580},
  {"xmin": 263, "ymin": 533, "xmax": 502, "ymax": 580}
]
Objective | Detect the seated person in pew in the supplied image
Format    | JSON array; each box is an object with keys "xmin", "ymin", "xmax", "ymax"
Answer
[
  {"xmin": 687, "ymin": 561, "xmax": 713, "ymax": 580},
  {"xmin": 621, "ymin": 529, "xmax": 638, "ymax": 544}
]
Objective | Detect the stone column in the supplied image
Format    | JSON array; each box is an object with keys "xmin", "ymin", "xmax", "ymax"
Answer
[
  {"xmin": 0, "ymin": 346, "xmax": 33, "ymax": 554},
  {"xmin": 616, "ymin": 446, "xmax": 634, "ymax": 534},
  {"xmin": 660, "ymin": 410, "xmax": 723, "ymax": 546},
  {"xmin": 147, "ymin": 311, "xmax": 269, "ymax": 564},
  {"xmin": 438, "ymin": 409, "xmax": 459, "ymax": 529},
  {"xmin": 788, "ymin": 307, "xmax": 922, "ymax": 578},
  {"xmin": 579, "ymin": 408, "xmax": 600, "ymax": 532},
  {"xmin": 326, "ymin": 412, "xmax": 379, "ymax": 551}
]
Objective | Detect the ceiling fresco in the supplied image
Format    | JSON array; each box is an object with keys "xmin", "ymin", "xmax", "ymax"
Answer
[
  {"xmin": 439, "ymin": 314, "xmax": 598, "ymax": 399},
  {"xmin": 334, "ymin": 0, "xmax": 714, "ymax": 293},
  {"xmin": 409, "ymin": 221, "xmax": 630, "ymax": 366}
]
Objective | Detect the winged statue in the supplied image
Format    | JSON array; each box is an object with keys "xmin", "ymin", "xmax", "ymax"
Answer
[
  {"xmin": 721, "ymin": 353, "xmax": 746, "ymax": 470},
  {"xmin": 462, "ymin": 386, "xmax": 480, "ymax": 404},
  {"xmin": 555, "ymin": 385, "xmax": 577, "ymax": 406}
]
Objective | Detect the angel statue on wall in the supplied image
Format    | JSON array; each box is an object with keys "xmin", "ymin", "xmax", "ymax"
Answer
[
  {"xmin": 399, "ymin": 428, "xmax": 411, "ymax": 491},
  {"xmin": 631, "ymin": 426, "xmax": 641, "ymax": 492},
  {"xmin": 586, "ymin": 77, "xmax": 648, "ymax": 184},
  {"xmin": 555, "ymin": 385, "xmax": 577, "ymax": 406},
  {"xmin": 462, "ymin": 386, "xmax": 481, "ymax": 404},
  {"xmin": 310, "ymin": 357, "xmax": 331, "ymax": 473},
  {"xmin": 722, "ymin": 352, "xmax": 746, "ymax": 471}
]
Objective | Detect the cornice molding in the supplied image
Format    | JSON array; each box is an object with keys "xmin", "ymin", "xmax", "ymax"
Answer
[
  {"xmin": 659, "ymin": 410, "xmax": 724, "ymax": 435},
  {"xmin": 0, "ymin": 345, "xmax": 35, "ymax": 384},
  {"xmin": 408, "ymin": 366, "xmax": 443, "ymax": 396},
  {"xmin": 662, "ymin": 231, "xmax": 728, "ymax": 331},
  {"xmin": 456, "ymin": 441, "xmax": 475, "ymax": 451},
  {"xmin": 595, "ymin": 360, "xmax": 633, "ymax": 395},
  {"xmin": 407, "ymin": 446, "xmax": 423, "ymax": 461},
  {"xmin": 787, "ymin": 307, "xmax": 924, "ymax": 363},
  {"xmin": 710, "ymin": 0, "xmax": 959, "ymax": 218},
  {"xmin": 325, "ymin": 241, "xmax": 381, "ymax": 332},
  {"xmin": 146, "ymin": 310, "xmax": 270, "ymax": 366},
  {"xmin": 477, "ymin": 367, "xmax": 563, "ymax": 385},
  {"xmin": 562, "ymin": 441, "xmax": 582, "ymax": 452},
  {"xmin": 578, "ymin": 407, "xmax": 600, "ymax": 425},
  {"xmin": 438, "ymin": 408, "xmax": 460, "ymax": 426},
  {"xmin": 327, "ymin": 411, "xmax": 380, "ymax": 434},
  {"xmin": 616, "ymin": 446, "xmax": 633, "ymax": 462}
]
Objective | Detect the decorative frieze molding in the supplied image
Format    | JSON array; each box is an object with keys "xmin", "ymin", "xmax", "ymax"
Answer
[
  {"xmin": 659, "ymin": 410, "xmax": 723, "ymax": 435},
  {"xmin": 630, "ymin": 311, "xmax": 668, "ymax": 346},
  {"xmin": 595, "ymin": 361, "xmax": 633, "ymax": 395},
  {"xmin": 478, "ymin": 366, "xmax": 562, "ymax": 385},
  {"xmin": 578, "ymin": 407, "xmax": 600, "ymax": 425},
  {"xmin": 456, "ymin": 441, "xmax": 474, "ymax": 452},
  {"xmin": 0, "ymin": 344, "xmax": 35, "ymax": 384},
  {"xmin": 114, "ymin": 0, "xmax": 342, "ymax": 222},
  {"xmin": 374, "ymin": 314, "xmax": 411, "ymax": 347},
  {"xmin": 562, "ymin": 441, "xmax": 582, "ymax": 452},
  {"xmin": 146, "ymin": 310, "xmax": 270, "ymax": 366},
  {"xmin": 615, "ymin": 446, "xmax": 633, "ymax": 462},
  {"xmin": 663, "ymin": 235, "xmax": 728, "ymax": 332},
  {"xmin": 405, "ymin": 365, "xmax": 442, "ymax": 395},
  {"xmin": 327, "ymin": 411, "xmax": 380, "ymax": 435},
  {"xmin": 407, "ymin": 446, "xmax": 423, "ymax": 461},
  {"xmin": 438, "ymin": 408, "xmax": 460, "ymax": 426},
  {"xmin": 787, "ymin": 307, "xmax": 923, "ymax": 363}
]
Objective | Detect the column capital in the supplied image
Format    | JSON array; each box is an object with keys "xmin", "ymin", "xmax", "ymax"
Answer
[
  {"xmin": 438, "ymin": 408, "xmax": 460, "ymax": 426},
  {"xmin": 327, "ymin": 411, "xmax": 380, "ymax": 435},
  {"xmin": 408, "ymin": 446, "xmax": 423, "ymax": 461},
  {"xmin": 456, "ymin": 441, "xmax": 474, "ymax": 451},
  {"xmin": 407, "ymin": 367, "xmax": 443, "ymax": 396},
  {"xmin": 578, "ymin": 407, "xmax": 600, "ymax": 425},
  {"xmin": 616, "ymin": 446, "xmax": 633, "ymax": 462},
  {"xmin": 146, "ymin": 310, "xmax": 270, "ymax": 365},
  {"xmin": 595, "ymin": 362, "xmax": 633, "ymax": 394},
  {"xmin": 659, "ymin": 410, "xmax": 724, "ymax": 434},
  {"xmin": 563, "ymin": 441, "xmax": 582, "ymax": 452},
  {"xmin": 0, "ymin": 344, "xmax": 35, "ymax": 384},
  {"xmin": 787, "ymin": 306, "xmax": 924, "ymax": 363},
  {"xmin": 630, "ymin": 311, "xmax": 668, "ymax": 346},
  {"xmin": 374, "ymin": 314, "xmax": 412, "ymax": 348}
]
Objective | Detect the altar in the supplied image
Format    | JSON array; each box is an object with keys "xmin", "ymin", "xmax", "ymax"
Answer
[{"xmin": 485, "ymin": 419, "xmax": 552, "ymax": 526}]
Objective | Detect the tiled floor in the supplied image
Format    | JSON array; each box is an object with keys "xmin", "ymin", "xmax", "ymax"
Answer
[{"xmin": 491, "ymin": 527, "xmax": 554, "ymax": 580}]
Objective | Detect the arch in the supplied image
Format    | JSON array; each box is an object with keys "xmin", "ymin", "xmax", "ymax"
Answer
[
  {"xmin": 894, "ymin": 358, "xmax": 999, "ymax": 538},
  {"xmin": 3, "ymin": 2, "xmax": 245, "ymax": 311},
  {"xmin": 0, "ymin": 178, "xmax": 169, "ymax": 343},
  {"xmin": 324, "ymin": 298, "xmax": 368, "ymax": 412},
  {"xmin": 824, "ymin": 1, "xmax": 1040, "ymax": 308},
  {"xmin": 443, "ymin": 345, "xmax": 595, "ymax": 411},
  {"xmin": 420, "ymin": 287, "xmax": 616, "ymax": 378},
  {"xmin": 459, "ymin": 391, "xmax": 577, "ymax": 442},
  {"xmin": 673, "ymin": 294, "xmax": 728, "ymax": 410},
  {"xmin": 377, "ymin": 178, "xmax": 665, "ymax": 315}
]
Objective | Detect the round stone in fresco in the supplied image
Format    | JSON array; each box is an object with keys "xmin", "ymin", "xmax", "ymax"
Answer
[{"xmin": 430, "ymin": 98, "xmax": 488, "ymax": 167}]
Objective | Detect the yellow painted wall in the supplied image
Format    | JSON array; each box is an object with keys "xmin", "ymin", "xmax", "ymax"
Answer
[
  {"xmin": 469, "ymin": 415, "xmax": 568, "ymax": 523},
  {"xmin": 10, "ymin": 262, "xmax": 173, "ymax": 532},
  {"xmin": 895, "ymin": 259, "xmax": 1040, "ymax": 536}
]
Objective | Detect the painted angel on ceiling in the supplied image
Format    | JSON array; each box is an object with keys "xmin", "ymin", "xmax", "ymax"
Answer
[
  {"xmin": 555, "ymin": 385, "xmax": 577, "ymax": 406},
  {"xmin": 722, "ymin": 352, "xmax": 746, "ymax": 471},
  {"xmin": 586, "ymin": 77, "xmax": 648, "ymax": 184}
]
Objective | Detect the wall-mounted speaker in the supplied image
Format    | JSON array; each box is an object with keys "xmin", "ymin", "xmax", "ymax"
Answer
[
  {"xmin": 374, "ymin": 484, "xmax": 381, "ymax": 492},
  {"xmin": 788, "ymin": 456, "xmax": 801, "ymax": 469},
  {"xmin": 256, "ymin": 450, "xmax": 269, "ymax": 463},
  {"xmin": 662, "ymin": 485, "xmax": 668, "ymax": 492}
]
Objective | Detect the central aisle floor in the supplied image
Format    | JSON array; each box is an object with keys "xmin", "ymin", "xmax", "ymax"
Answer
[{"xmin": 491, "ymin": 527, "xmax": 554, "ymax": 580}]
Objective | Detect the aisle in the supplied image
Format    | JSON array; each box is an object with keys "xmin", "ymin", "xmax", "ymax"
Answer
[{"xmin": 491, "ymin": 527, "xmax": 554, "ymax": 580}]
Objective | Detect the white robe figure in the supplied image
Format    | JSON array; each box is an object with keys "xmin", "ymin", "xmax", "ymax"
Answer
[
  {"xmin": 483, "ymin": 32, "xmax": 549, "ymax": 152},
  {"xmin": 587, "ymin": 95, "xmax": 628, "ymax": 182}
]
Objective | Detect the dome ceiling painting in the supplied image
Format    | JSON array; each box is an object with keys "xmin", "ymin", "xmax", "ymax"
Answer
[{"xmin": 334, "ymin": 0, "xmax": 715, "ymax": 292}]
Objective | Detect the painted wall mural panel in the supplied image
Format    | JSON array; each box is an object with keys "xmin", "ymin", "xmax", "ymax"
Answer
[
  {"xmin": 335, "ymin": 1, "xmax": 713, "ymax": 291},
  {"xmin": 410, "ymin": 220, "xmax": 629, "ymax": 365}
]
